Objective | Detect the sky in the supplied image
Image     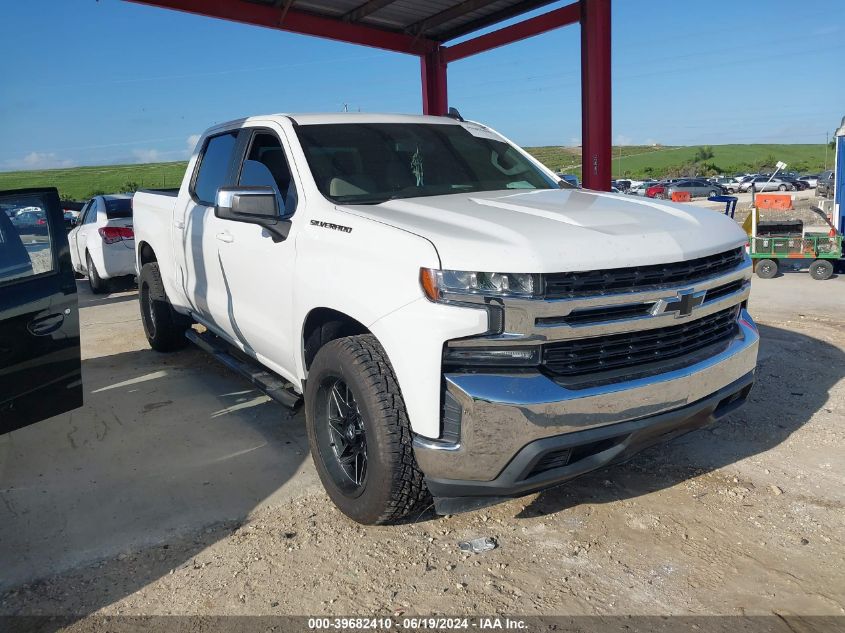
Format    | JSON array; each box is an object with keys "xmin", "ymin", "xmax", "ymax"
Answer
[{"xmin": 1, "ymin": 0, "xmax": 843, "ymax": 171}]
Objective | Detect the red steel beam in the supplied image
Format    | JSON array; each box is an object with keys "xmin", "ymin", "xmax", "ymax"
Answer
[
  {"xmin": 441, "ymin": 1, "xmax": 580, "ymax": 63},
  {"xmin": 421, "ymin": 47, "xmax": 448, "ymax": 115},
  {"xmin": 580, "ymin": 0, "xmax": 611, "ymax": 191},
  {"xmin": 123, "ymin": 0, "xmax": 437, "ymax": 55}
]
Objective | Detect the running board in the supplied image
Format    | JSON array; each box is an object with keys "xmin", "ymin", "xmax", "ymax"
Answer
[{"xmin": 185, "ymin": 329, "xmax": 302, "ymax": 410}]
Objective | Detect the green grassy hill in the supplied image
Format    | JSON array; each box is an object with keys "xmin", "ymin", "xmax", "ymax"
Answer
[
  {"xmin": 0, "ymin": 162, "xmax": 187, "ymax": 201},
  {"xmin": 0, "ymin": 143, "xmax": 831, "ymax": 200},
  {"xmin": 528, "ymin": 144, "xmax": 830, "ymax": 179}
]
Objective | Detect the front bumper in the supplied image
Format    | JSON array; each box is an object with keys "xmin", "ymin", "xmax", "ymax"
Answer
[{"xmin": 413, "ymin": 312, "xmax": 758, "ymax": 507}]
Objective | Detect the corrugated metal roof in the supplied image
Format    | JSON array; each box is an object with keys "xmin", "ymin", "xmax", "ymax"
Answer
[{"xmin": 244, "ymin": 0, "xmax": 559, "ymax": 41}]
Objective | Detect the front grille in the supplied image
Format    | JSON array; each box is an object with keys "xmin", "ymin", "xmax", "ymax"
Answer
[
  {"xmin": 542, "ymin": 306, "xmax": 739, "ymax": 378},
  {"xmin": 543, "ymin": 247, "xmax": 744, "ymax": 298},
  {"xmin": 704, "ymin": 279, "xmax": 744, "ymax": 303}
]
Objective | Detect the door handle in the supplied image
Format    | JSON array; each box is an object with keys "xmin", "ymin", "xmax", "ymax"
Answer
[
  {"xmin": 216, "ymin": 232, "xmax": 234, "ymax": 243},
  {"xmin": 174, "ymin": 220, "xmax": 185, "ymax": 229},
  {"xmin": 27, "ymin": 313, "xmax": 66, "ymax": 337}
]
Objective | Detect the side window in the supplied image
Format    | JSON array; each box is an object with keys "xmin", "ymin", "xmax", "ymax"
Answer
[
  {"xmin": 0, "ymin": 193, "xmax": 55, "ymax": 284},
  {"xmin": 238, "ymin": 131, "xmax": 297, "ymax": 214},
  {"xmin": 83, "ymin": 199, "xmax": 99, "ymax": 225},
  {"xmin": 77, "ymin": 200, "xmax": 91, "ymax": 224},
  {"xmin": 193, "ymin": 132, "xmax": 238, "ymax": 205}
]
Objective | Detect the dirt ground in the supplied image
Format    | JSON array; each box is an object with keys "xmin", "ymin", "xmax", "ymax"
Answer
[{"xmin": 1, "ymin": 273, "xmax": 844, "ymax": 619}]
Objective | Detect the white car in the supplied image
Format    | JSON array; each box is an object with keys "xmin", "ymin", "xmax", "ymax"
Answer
[
  {"xmin": 68, "ymin": 194, "xmax": 136, "ymax": 293},
  {"xmin": 628, "ymin": 181, "xmax": 658, "ymax": 195}
]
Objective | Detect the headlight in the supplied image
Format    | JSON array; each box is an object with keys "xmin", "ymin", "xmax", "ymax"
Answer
[{"xmin": 420, "ymin": 268, "xmax": 536, "ymax": 301}]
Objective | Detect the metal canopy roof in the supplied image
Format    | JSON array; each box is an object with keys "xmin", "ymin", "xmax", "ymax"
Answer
[
  {"xmin": 243, "ymin": 0, "xmax": 558, "ymax": 42},
  {"xmin": 122, "ymin": 0, "xmax": 612, "ymax": 190}
]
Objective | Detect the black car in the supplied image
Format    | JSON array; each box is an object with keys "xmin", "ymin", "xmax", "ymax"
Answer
[
  {"xmin": 0, "ymin": 188, "xmax": 82, "ymax": 435},
  {"xmin": 776, "ymin": 176, "xmax": 809, "ymax": 191}
]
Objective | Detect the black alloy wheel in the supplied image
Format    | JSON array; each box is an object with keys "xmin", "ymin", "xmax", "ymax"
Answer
[{"xmin": 320, "ymin": 377, "xmax": 368, "ymax": 493}]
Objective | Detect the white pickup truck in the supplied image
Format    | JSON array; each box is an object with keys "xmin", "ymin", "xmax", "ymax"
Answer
[{"xmin": 133, "ymin": 113, "xmax": 759, "ymax": 524}]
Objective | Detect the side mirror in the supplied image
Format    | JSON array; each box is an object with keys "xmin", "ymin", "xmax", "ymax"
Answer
[{"xmin": 215, "ymin": 187, "xmax": 291, "ymax": 242}]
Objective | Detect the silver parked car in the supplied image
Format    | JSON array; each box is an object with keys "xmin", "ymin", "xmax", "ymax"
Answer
[
  {"xmin": 709, "ymin": 176, "xmax": 739, "ymax": 193},
  {"xmin": 798, "ymin": 174, "xmax": 819, "ymax": 188},
  {"xmin": 738, "ymin": 177, "xmax": 794, "ymax": 193},
  {"xmin": 665, "ymin": 179, "xmax": 724, "ymax": 198}
]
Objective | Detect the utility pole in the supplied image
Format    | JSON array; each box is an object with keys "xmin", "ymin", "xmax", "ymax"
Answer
[{"xmin": 825, "ymin": 131, "xmax": 829, "ymax": 170}]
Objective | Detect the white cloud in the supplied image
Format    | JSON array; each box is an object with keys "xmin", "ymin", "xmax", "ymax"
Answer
[
  {"xmin": 615, "ymin": 134, "xmax": 634, "ymax": 146},
  {"xmin": 3, "ymin": 152, "xmax": 77, "ymax": 171},
  {"xmin": 186, "ymin": 134, "xmax": 201, "ymax": 153},
  {"xmin": 132, "ymin": 148, "xmax": 163, "ymax": 163}
]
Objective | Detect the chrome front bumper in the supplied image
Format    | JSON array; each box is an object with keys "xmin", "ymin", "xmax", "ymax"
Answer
[{"xmin": 413, "ymin": 311, "xmax": 759, "ymax": 482}]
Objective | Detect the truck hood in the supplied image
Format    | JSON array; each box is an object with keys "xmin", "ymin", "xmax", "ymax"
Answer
[{"xmin": 339, "ymin": 188, "xmax": 747, "ymax": 272}]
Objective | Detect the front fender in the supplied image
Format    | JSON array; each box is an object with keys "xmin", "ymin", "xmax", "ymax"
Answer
[{"xmin": 292, "ymin": 210, "xmax": 487, "ymax": 437}]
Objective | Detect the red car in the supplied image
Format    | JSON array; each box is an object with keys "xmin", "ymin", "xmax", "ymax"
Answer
[{"xmin": 645, "ymin": 183, "xmax": 667, "ymax": 199}]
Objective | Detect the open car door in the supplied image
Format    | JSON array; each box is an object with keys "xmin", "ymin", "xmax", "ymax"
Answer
[{"xmin": 0, "ymin": 188, "xmax": 82, "ymax": 434}]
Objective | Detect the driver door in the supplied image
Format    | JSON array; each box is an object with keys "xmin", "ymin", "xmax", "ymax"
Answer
[{"xmin": 0, "ymin": 188, "xmax": 82, "ymax": 435}]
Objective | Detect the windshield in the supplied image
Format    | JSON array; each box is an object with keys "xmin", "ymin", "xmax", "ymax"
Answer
[{"xmin": 295, "ymin": 123, "xmax": 557, "ymax": 205}]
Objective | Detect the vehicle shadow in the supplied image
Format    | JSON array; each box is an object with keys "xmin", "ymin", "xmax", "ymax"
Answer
[
  {"xmin": 76, "ymin": 289, "xmax": 138, "ymax": 308},
  {"xmin": 516, "ymin": 323, "xmax": 842, "ymax": 518},
  {"xmin": 0, "ymin": 345, "xmax": 310, "ymax": 615}
]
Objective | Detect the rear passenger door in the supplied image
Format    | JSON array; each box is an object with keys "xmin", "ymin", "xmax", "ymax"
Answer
[
  {"xmin": 179, "ymin": 130, "xmax": 240, "ymax": 327},
  {"xmin": 0, "ymin": 188, "xmax": 82, "ymax": 434}
]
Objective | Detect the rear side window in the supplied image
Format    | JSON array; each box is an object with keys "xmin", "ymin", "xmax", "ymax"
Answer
[
  {"xmin": 193, "ymin": 132, "xmax": 238, "ymax": 205},
  {"xmin": 104, "ymin": 198, "xmax": 132, "ymax": 219}
]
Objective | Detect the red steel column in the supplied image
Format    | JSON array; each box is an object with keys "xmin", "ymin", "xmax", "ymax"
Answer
[
  {"xmin": 421, "ymin": 46, "xmax": 448, "ymax": 116},
  {"xmin": 580, "ymin": 0, "xmax": 611, "ymax": 190}
]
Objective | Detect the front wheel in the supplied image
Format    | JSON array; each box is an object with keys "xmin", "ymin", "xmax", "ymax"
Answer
[
  {"xmin": 305, "ymin": 334, "xmax": 430, "ymax": 525},
  {"xmin": 755, "ymin": 258, "xmax": 778, "ymax": 279},
  {"xmin": 139, "ymin": 262, "xmax": 191, "ymax": 351},
  {"xmin": 655, "ymin": 193, "xmax": 665, "ymax": 200},
  {"xmin": 778, "ymin": 184, "xmax": 787, "ymax": 191},
  {"xmin": 709, "ymin": 190, "xmax": 719, "ymax": 198},
  {"xmin": 809, "ymin": 259, "xmax": 834, "ymax": 281}
]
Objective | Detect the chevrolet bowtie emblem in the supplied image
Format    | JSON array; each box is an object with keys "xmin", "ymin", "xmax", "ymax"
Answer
[{"xmin": 652, "ymin": 289, "xmax": 706, "ymax": 318}]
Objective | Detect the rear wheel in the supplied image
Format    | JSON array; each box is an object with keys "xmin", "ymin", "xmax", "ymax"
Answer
[
  {"xmin": 755, "ymin": 258, "xmax": 778, "ymax": 279},
  {"xmin": 655, "ymin": 193, "xmax": 665, "ymax": 200},
  {"xmin": 86, "ymin": 252, "xmax": 108, "ymax": 294},
  {"xmin": 139, "ymin": 262, "xmax": 191, "ymax": 351},
  {"xmin": 809, "ymin": 259, "xmax": 834, "ymax": 281},
  {"xmin": 305, "ymin": 334, "xmax": 430, "ymax": 525}
]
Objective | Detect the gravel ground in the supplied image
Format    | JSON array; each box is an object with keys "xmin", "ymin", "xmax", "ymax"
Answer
[{"xmin": 1, "ymin": 265, "xmax": 844, "ymax": 620}]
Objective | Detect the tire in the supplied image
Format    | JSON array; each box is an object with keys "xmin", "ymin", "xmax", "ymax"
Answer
[
  {"xmin": 86, "ymin": 252, "xmax": 108, "ymax": 294},
  {"xmin": 778, "ymin": 184, "xmax": 787, "ymax": 191},
  {"xmin": 305, "ymin": 334, "xmax": 430, "ymax": 525},
  {"xmin": 139, "ymin": 262, "xmax": 191, "ymax": 351},
  {"xmin": 709, "ymin": 190, "xmax": 719, "ymax": 198},
  {"xmin": 655, "ymin": 193, "xmax": 665, "ymax": 200},
  {"xmin": 809, "ymin": 259, "xmax": 834, "ymax": 281},
  {"xmin": 755, "ymin": 258, "xmax": 778, "ymax": 279}
]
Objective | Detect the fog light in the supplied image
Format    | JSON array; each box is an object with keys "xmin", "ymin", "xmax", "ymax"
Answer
[{"xmin": 443, "ymin": 347, "xmax": 540, "ymax": 367}]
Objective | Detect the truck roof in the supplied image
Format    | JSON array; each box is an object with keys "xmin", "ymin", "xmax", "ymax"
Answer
[
  {"xmin": 206, "ymin": 113, "xmax": 465, "ymax": 132},
  {"xmin": 287, "ymin": 113, "xmax": 462, "ymax": 126}
]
